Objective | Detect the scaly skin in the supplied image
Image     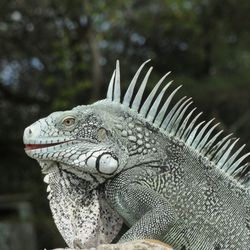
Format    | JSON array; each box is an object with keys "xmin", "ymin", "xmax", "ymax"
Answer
[
  {"xmin": 39, "ymin": 161, "xmax": 123, "ymax": 248},
  {"xmin": 23, "ymin": 61, "xmax": 250, "ymax": 250}
]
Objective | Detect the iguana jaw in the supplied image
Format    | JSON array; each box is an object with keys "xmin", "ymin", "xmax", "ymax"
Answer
[
  {"xmin": 23, "ymin": 139, "xmax": 80, "ymax": 161},
  {"xmin": 24, "ymin": 140, "xmax": 73, "ymax": 151}
]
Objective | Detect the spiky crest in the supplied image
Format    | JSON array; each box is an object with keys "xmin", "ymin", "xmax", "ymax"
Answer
[{"xmin": 106, "ymin": 60, "xmax": 250, "ymax": 189}]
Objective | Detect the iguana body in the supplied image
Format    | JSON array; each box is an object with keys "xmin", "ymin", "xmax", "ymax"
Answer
[{"xmin": 23, "ymin": 61, "xmax": 250, "ymax": 250}]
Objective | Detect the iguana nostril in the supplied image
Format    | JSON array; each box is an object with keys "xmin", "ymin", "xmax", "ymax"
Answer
[
  {"xmin": 25, "ymin": 121, "xmax": 42, "ymax": 138},
  {"xmin": 25, "ymin": 127, "xmax": 33, "ymax": 137}
]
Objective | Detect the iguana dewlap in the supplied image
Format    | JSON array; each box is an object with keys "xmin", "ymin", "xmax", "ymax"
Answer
[
  {"xmin": 23, "ymin": 60, "xmax": 250, "ymax": 250},
  {"xmin": 39, "ymin": 161, "xmax": 123, "ymax": 248}
]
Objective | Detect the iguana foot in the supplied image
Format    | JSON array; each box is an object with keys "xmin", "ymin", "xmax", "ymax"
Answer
[{"xmin": 52, "ymin": 239, "xmax": 173, "ymax": 250}]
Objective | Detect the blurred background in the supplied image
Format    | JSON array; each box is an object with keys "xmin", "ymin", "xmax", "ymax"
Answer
[{"xmin": 0, "ymin": 0, "xmax": 249, "ymax": 249}]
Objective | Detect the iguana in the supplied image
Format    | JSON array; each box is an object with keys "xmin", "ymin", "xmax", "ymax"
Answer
[{"xmin": 23, "ymin": 60, "xmax": 250, "ymax": 250}]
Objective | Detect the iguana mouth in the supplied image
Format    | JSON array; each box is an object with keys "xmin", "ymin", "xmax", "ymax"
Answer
[{"xmin": 25, "ymin": 141, "xmax": 70, "ymax": 151}]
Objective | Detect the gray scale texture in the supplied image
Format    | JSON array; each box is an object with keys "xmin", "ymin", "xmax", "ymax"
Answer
[{"xmin": 23, "ymin": 61, "xmax": 250, "ymax": 250}]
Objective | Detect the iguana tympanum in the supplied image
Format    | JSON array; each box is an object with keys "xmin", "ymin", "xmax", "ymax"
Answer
[{"xmin": 23, "ymin": 60, "xmax": 250, "ymax": 250}]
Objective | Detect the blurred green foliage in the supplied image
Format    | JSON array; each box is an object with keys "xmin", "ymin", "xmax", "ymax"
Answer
[{"xmin": 0, "ymin": 0, "xmax": 249, "ymax": 249}]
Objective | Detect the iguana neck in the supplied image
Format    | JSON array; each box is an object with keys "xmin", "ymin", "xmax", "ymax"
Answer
[{"xmin": 40, "ymin": 162, "xmax": 123, "ymax": 249}]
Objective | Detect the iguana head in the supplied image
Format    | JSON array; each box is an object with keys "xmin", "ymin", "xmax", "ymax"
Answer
[
  {"xmin": 23, "ymin": 60, "xmax": 168, "ymax": 180},
  {"xmin": 23, "ymin": 102, "xmax": 130, "ymax": 181}
]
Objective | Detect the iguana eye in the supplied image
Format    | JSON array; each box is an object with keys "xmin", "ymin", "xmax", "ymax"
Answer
[{"xmin": 62, "ymin": 116, "xmax": 76, "ymax": 126}]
